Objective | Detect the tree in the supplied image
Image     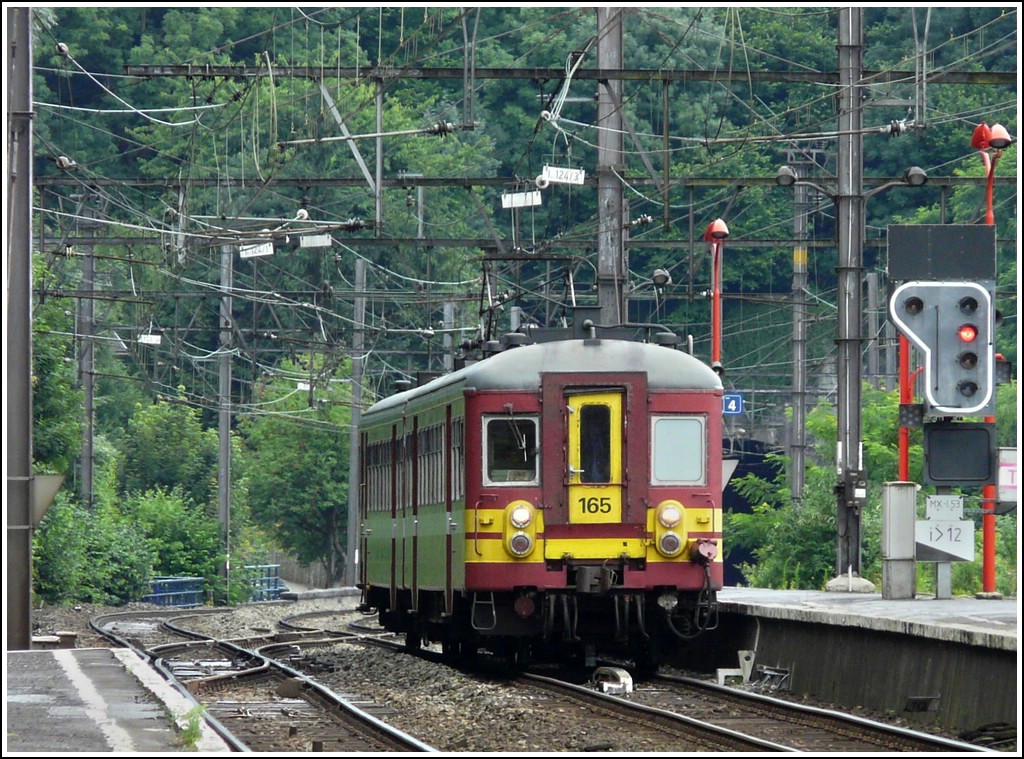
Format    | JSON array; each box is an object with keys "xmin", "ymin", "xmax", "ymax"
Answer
[
  {"xmin": 240, "ymin": 355, "xmax": 352, "ymax": 584},
  {"xmin": 120, "ymin": 396, "xmax": 219, "ymax": 507},
  {"xmin": 32, "ymin": 256, "xmax": 82, "ymax": 474}
]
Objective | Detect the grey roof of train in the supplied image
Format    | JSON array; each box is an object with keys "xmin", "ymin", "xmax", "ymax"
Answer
[{"xmin": 364, "ymin": 338, "xmax": 722, "ymax": 417}]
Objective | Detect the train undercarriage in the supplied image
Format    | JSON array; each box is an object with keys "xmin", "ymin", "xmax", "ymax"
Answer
[{"xmin": 363, "ymin": 582, "xmax": 718, "ymax": 672}]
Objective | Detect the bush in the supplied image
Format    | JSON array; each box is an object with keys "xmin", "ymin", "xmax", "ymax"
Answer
[{"xmin": 34, "ymin": 496, "xmax": 154, "ymax": 605}]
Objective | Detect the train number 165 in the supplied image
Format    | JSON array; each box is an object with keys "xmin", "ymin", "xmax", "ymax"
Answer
[{"xmin": 578, "ymin": 496, "xmax": 612, "ymax": 514}]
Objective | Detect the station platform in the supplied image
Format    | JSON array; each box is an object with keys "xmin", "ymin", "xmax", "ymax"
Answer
[
  {"xmin": 689, "ymin": 587, "xmax": 1019, "ymax": 737},
  {"xmin": 4, "ymin": 647, "xmax": 229, "ymax": 754},
  {"xmin": 717, "ymin": 586, "xmax": 1018, "ymax": 651}
]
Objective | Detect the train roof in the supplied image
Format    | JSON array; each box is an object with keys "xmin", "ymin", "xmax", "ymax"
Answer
[{"xmin": 363, "ymin": 338, "xmax": 722, "ymax": 418}]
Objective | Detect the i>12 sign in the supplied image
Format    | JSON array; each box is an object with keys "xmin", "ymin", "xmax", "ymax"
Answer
[{"xmin": 723, "ymin": 394, "xmax": 744, "ymax": 415}]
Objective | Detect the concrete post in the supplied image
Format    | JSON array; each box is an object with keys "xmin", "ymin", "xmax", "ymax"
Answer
[{"xmin": 882, "ymin": 482, "xmax": 918, "ymax": 599}]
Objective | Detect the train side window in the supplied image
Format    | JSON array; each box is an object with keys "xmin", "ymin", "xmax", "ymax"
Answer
[
  {"xmin": 651, "ymin": 416, "xmax": 706, "ymax": 485},
  {"xmin": 483, "ymin": 416, "xmax": 539, "ymax": 485}
]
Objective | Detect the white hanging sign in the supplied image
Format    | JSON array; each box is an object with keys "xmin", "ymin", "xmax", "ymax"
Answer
[
  {"xmin": 299, "ymin": 234, "xmax": 332, "ymax": 248},
  {"xmin": 542, "ymin": 164, "xmax": 586, "ymax": 185},
  {"xmin": 501, "ymin": 190, "xmax": 542, "ymax": 209},
  {"xmin": 240, "ymin": 242, "xmax": 275, "ymax": 259}
]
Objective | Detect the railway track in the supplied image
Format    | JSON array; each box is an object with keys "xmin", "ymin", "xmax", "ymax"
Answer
[
  {"xmin": 90, "ymin": 605, "xmax": 997, "ymax": 753},
  {"xmin": 91, "ymin": 608, "xmax": 231, "ymax": 651},
  {"xmin": 91, "ymin": 609, "xmax": 435, "ymax": 752},
  {"xmin": 627, "ymin": 672, "xmax": 990, "ymax": 752},
  {"xmin": 515, "ymin": 671, "xmax": 792, "ymax": 752},
  {"xmin": 275, "ymin": 610, "xmax": 993, "ymax": 753}
]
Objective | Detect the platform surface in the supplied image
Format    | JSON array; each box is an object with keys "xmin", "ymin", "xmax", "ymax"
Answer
[
  {"xmin": 718, "ymin": 586, "xmax": 1018, "ymax": 650},
  {"xmin": 4, "ymin": 647, "xmax": 229, "ymax": 754}
]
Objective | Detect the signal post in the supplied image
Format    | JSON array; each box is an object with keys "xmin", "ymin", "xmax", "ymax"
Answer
[{"xmin": 886, "ymin": 225, "xmax": 1002, "ymax": 598}]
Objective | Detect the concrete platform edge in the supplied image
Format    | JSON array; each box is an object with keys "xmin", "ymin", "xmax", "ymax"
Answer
[
  {"xmin": 111, "ymin": 648, "xmax": 231, "ymax": 752},
  {"xmin": 716, "ymin": 597, "xmax": 1016, "ymax": 651},
  {"xmin": 280, "ymin": 587, "xmax": 361, "ymax": 601}
]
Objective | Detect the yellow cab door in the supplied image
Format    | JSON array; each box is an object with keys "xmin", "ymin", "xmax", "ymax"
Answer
[{"xmin": 566, "ymin": 391, "xmax": 623, "ymax": 525}]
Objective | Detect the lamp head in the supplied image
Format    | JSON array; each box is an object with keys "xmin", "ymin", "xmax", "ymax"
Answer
[
  {"xmin": 704, "ymin": 218, "xmax": 730, "ymax": 241},
  {"xmin": 970, "ymin": 122, "xmax": 992, "ymax": 150},
  {"xmin": 903, "ymin": 166, "xmax": 928, "ymax": 187},
  {"xmin": 988, "ymin": 123, "xmax": 1013, "ymax": 149},
  {"xmin": 652, "ymin": 268, "xmax": 671, "ymax": 288},
  {"xmin": 775, "ymin": 165, "xmax": 798, "ymax": 187}
]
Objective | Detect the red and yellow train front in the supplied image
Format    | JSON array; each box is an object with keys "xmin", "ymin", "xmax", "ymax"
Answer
[{"xmin": 463, "ymin": 369, "xmax": 723, "ymax": 649}]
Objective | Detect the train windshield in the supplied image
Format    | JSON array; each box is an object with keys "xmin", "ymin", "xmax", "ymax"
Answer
[
  {"xmin": 651, "ymin": 415, "xmax": 706, "ymax": 484},
  {"xmin": 484, "ymin": 416, "xmax": 539, "ymax": 484}
]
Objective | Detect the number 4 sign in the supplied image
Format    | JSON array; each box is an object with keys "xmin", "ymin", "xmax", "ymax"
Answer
[{"xmin": 723, "ymin": 394, "xmax": 744, "ymax": 415}]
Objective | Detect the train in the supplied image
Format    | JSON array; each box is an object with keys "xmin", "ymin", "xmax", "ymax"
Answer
[{"xmin": 357, "ymin": 328, "xmax": 725, "ymax": 670}]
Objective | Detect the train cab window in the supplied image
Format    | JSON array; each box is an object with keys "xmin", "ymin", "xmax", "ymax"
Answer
[
  {"xmin": 579, "ymin": 405, "xmax": 611, "ymax": 483},
  {"xmin": 651, "ymin": 416, "xmax": 706, "ymax": 485},
  {"xmin": 483, "ymin": 416, "xmax": 539, "ymax": 485}
]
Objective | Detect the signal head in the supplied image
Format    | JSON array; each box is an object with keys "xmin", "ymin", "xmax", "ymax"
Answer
[{"xmin": 959, "ymin": 296, "xmax": 978, "ymax": 315}]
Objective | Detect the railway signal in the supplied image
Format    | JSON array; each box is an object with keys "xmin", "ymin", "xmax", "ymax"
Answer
[{"xmin": 889, "ymin": 280, "xmax": 996, "ymax": 416}]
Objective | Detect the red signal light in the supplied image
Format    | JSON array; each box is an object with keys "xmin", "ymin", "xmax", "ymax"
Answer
[{"xmin": 957, "ymin": 324, "xmax": 978, "ymax": 342}]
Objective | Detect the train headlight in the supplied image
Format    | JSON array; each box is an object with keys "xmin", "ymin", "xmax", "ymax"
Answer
[
  {"xmin": 657, "ymin": 501, "xmax": 683, "ymax": 528},
  {"xmin": 657, "ymin": 531, "xmax": 684, "ymax": 557},
  {"xmin": 509, "ymin": 531, "xmax": 534, "ymax": 556},
  {"xmin": 510, "ymin": 503, "xmax": 533, "ymax": 529}
]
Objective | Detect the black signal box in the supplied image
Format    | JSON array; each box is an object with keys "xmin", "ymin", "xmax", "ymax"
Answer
[{"xmin": 923, "ymin": 421, "xmax": 997, "ymax": 487}]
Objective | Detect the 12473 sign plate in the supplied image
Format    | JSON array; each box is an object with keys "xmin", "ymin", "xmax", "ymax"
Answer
[{"xmin": 542, "ymin": 165, "xmax": 586, "ymax": 185}]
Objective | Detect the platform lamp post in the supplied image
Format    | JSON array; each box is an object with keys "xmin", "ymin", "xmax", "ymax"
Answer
[
  {"xmin": 775, "ymin": 164, "xmax": 927, "ymax": 585},
  {"xmin": 970, "ymin": 121, "xmax": 1013, "ymax": 596},
  {"xmin": 704, "ymin": 218, "xmax": 730, "ymax": 376}
]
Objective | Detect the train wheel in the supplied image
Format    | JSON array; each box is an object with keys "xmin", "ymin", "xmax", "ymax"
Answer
[
  {"xmin": 404, "ymin": 619, "xmax": 422, "ymax": 652},
  {"xmin": 633, "ymin": 640, "xmax": 659, "ymax": 679},
  {"xmin": 513, "ymin": 639, "xmax": 532, "ymax": 669}
]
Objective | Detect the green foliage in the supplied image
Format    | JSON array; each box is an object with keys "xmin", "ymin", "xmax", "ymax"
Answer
[
  {"xmin": 32, "ymin": 257, "xmax": 82, "ymax": 474},
  {"xmin": 728, "ymin": 462, "xmax": 838, "ymax": 589},
  {"xmin": 120, "ymin": 399, "xmax": 219, "ymax": 507},
  {"xmin": 729, "ymin": 382, "xmax": 1018, "ymax": 594},
  {"xmin": 177, "ymin": 706, "xmax": 204, "ymax": 752},
  {"xmin": 34, "ymin": 496, "xmax": 155, "ymax": 605},
  {"xmin": 125, "ymin": 488, "xmax": 223, "ymax": 579},
  {"xmin": 240, "ymin": 355, "xmax": 352, "ymax": 583}
]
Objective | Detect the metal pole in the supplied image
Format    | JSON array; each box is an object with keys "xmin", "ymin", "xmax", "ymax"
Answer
[
  {"xmin": 219, "ymin": 244, "xmax": 234, "ymax": 599},
  {"xmin": 981, "ymin": 153, "xmax": 999, "ymax": 595},
  {"xmin": 375, "ymin": 81, "xmax": 383, "ymax": 234},
  {"xmin": 711, "ymin": 241, "xmax": 723, "ymax": 367},
  {"xmin": 7, "ymin": 6, "xmax": 34, "ymax": 650},
  {"xmin": 834, "ymin": 7, "xmax": 866, "ymax": 580},
  {"xmin": 866, "ymin": 272, "xmax": 881, "ymax": 389},
  {"xmin": 791, "ymin": 179, "xmax": 809, "ymax": 505},
  {"xmin": 596, "ymin": 7, "xmax": 625, "ymax": 326},
  {"xmin": 79, "ymin": 204, "xmax": 96, "ymax": 508},
  {"xmin": 899, "ymin": 335, "xmax": 912, "ymax": 481},
  {"xmin": 346, "ymin": 257, "xmax": 366, "ymax": 586},
  {"xmin": 442, "ymin": 302, "xmax": 455, "ymax": 373}
]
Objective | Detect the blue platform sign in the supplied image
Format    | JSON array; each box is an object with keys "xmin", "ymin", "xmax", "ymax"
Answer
[{"xmin": 722, "ymin": 393, "xmax": 744, "ymax": 415}]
